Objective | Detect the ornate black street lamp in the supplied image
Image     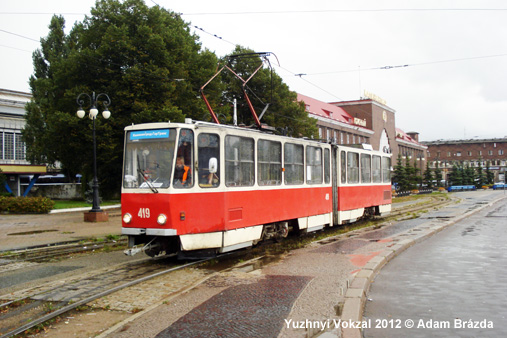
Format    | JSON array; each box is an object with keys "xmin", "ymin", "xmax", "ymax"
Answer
[{"xmin": 76, "ymin": 92, "xmax": 111, "ymax": 216}]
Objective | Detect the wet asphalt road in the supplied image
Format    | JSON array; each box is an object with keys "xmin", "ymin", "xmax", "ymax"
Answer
[{"xmin": 364, "ymin": 191, "xmax": 507, "ymax": 338}]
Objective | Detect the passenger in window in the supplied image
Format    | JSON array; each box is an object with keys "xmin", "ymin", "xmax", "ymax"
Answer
[{"xmin": 173, "ymin": 156, "xmax": 192, "ymax": 186}]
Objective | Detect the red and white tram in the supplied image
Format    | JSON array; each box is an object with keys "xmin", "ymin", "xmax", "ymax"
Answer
[{"xmin": 121, "ymin": 120, "xmax": 392, "ymax": 257}]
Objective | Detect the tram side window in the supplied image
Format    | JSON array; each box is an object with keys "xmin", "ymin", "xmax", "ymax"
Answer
[
  {"xmin": 372, "ymin": 155, "xmax": 382, "ymax": 183},
  {"xmin": 225, "ymin": 135, "xmax": 254, "ymax": 186},
  {"xmin": 258, "ymin": 139, "xmax": 281, "ymax": 186},
  {"xmin": 382, "ymin": 157, "xmax": 391, "ymax": 183},
  {"xmin": 306, "ymin": 146, "xmax": 322, "ymax": 184},
  {"xmin": 324, "ymin": 148, "xmax": 330, "ymax": 184},
  {"xmin": 361, "ymin": 154, "xmax": 371, "ymax": 183},
  {"xmin": 174, "ymin": 129, "xmax": 194, "ymax": 188},
  {"xmin": 347, "ymin": 152, "xmax": 359, "ymax": 184},
  {"xmin": 198, "ymin": 133, "xmax": 220, "ymax": 187},
  {"xmin": 340, "ymin": 151, "xmax": 346, "ymax": 183},
  {"xmin": 284, "ymin": 143, "xmax": 304, "ymax": 185}
]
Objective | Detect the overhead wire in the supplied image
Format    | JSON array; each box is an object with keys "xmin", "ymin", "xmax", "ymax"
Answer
[
  {"xmin": 2, "ymin": 6, "xmax": 507, "ymax": 115},
  {"xmin": 305, "ymin": 53, "xmax": 507, "ymax": 76},
  {"xmin": 180, "ymin": 8, "xmax": 507, "ymax": 16}
]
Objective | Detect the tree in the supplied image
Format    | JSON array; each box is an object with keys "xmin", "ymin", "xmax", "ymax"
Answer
[
  {"xmin": 0, "ymin": 169, "xmax": 7, "ymax": 193},
  {"xmin": 434, "ymin": 161, "xmax": 443, "ymax": 187},
  {"xmin": 23, "ymin": 0, "xmax": 222, "ymax": 197},
  {"xmin": 423, "ymin": 162, "xmax": 433, "ymax": 189},
  {"xmin": 400, "ymin": 157, "xmax": 419, "ymax": 191},
  {"xmin": 393, "ymin": 155, "xmax": 408, "ymax": 191},
  {"xmin": 463, "ymin": 165, "xmax": 475, "ymax": 185},
  {"xmin": 448, "ymin": 164, "xmax": 463, "ymax": 186},
  {"xmin": 485, "ymin": 161, "xmax": 494, "ymax": 184}
]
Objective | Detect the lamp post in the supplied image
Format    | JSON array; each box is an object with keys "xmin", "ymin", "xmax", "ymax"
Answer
[{"xmin": 76, "ymin": 92, "xmax": 111, "ymax": 220}]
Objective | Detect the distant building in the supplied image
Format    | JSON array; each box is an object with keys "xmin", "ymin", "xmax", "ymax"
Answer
[
  {"xmin": 423, "ymin": 138, "xmax": 507, "ymax": 184},
  {"xmin": 298, "ymin": 93, "xmax": 427, "ymax": 171},
  {"xmin": 0, "ymin": 88, "xmax": 46, "ymax": 196}
]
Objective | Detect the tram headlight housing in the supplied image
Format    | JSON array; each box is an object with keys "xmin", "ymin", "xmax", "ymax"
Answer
[
  {"xmin": 157, "ymin": 214, "xmax": 167, "ymax": 225},
  {"xmin": 123, "ymin": 213, "xmax": 132, "ymax": 224}
]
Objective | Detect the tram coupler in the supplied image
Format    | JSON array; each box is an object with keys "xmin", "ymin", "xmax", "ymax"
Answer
[
  {"xmin": 124, "ymin": 245, "xmax": 143, "ymax": 256},
  {"xmin": 124, "ymin": 242, "xmax": 160, "ymax": 256}
]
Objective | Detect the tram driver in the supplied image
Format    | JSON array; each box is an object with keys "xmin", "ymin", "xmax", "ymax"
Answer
[{"xmin": 173, "ymin": 156, "xmax": 192, "ymax": 186}]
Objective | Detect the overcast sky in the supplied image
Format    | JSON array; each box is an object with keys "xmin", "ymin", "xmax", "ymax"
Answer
[{"xmin": 1, "ymin": 0, "xmax": 506, "ymax": 142}]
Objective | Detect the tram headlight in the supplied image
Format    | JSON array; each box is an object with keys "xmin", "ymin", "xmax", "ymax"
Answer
[
  {"xmin": 123, "ymin": 213, "xmax": 132, "ymax": 224},
  {"xmin": 157, "ymin": 214, "xmax": 167, "ymax": 225}
]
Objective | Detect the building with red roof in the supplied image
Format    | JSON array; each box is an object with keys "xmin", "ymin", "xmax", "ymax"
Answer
[{"xmin": 297, "ymin": 93, "xmax": 427, "ymax": 172}]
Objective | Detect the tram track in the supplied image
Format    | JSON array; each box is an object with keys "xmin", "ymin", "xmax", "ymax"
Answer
[
  {"xmin": 390, "ymin": 194, "xmax": 454, "ymax": 219},
  {"xmin": 0, "ymin": 239, "xmax": 128, "ymax": 266},
  {"xmin": 0, "ymin": 255, "xmax": 213, "ymax": 338},
  {"xmin": 0, "ymin": 194, "xmax": 451, "ymax": 337}
]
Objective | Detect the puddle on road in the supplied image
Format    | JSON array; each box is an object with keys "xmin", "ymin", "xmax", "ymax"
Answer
[
  {"xmin": 232, "ymin": 255, "xmax": 284, "ymax": 273},
  {"xmin": 197, "ymin": 253, "xmax": 285, "ymax": 274},
  {"xmin": 461, "ymin": 225, "xmax": 479, "ymax": 236}
]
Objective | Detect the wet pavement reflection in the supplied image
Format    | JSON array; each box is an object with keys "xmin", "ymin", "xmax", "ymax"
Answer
[{"xmin": 364, "ymin": 195, "xmax": 507, "ymax": 337}]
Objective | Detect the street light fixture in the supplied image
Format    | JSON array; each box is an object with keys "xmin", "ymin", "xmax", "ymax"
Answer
[{"xmin": 76, "ymin": 92, "xmax": 111, "ymax": 221}]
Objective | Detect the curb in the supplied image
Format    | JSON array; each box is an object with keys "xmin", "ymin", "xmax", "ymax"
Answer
[
  {"xmin": 340, "ymin": 195, "xmax": 507, "ymax": 338},
  {"xmin": 49, "ymin": 204, "xmax": 121, "ymax": 214}
]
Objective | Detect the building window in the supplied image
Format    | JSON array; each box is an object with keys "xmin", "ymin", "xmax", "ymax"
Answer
[
  {"xmin": 15, "ymin": 134, "xmax": 25, "ymax": 161},
  {"xmin": 489, "ymin": 150, "xmax": 493, "ymax": 155},
  {"xmin": 456, "ymin": 152, "xmax": 461, "ymax": 157},
  {"xmin": 1, "ymin": 131, "xmax": 27, "ymax": 161},
  {"xmin": 4, "ymin": 133, "xmax": 14, "ymax": 160},
  {"xmin": 499, "ymin": 150, "xmax": 504, "ymax": 156}
]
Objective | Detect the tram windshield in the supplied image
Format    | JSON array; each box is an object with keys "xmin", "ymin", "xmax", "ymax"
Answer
[{"xmin": 123, "ymin": 129, "xmax": 176, "ymax": 190}]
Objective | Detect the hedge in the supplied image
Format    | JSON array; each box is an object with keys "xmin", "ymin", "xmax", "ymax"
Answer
[{"xmin": 0, "ymin": 196, "xmax": 55, "ymax": 214}]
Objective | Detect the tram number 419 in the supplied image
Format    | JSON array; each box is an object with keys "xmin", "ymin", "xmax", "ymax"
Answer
[{"xmin": 138, "ymin": 208, "xmax": 151, "ymax": 218}]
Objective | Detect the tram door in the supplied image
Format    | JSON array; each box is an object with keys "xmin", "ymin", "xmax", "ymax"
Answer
[{"xmin": 331, "ymin": 146, "xmax": 339, "ymax": 226}]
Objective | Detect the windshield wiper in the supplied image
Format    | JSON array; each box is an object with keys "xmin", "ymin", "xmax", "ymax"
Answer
[{"xmin": 137, "ymin": 168, "xmax": 159, "ymax": 193}]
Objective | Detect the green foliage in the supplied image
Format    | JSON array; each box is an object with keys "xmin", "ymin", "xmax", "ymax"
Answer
[
  {"xmin": 393, "ymin": 155, "xmax": 408, "ymax": 191},
  {"xmin": 423, "ymin": 162, "xmax": 433, "ymax": 188},
  {"xmin": 23, "ymin": 0, "xmax": 220, "ymax": 198},
  {"xmin": 23, "ymin": 1, "xmax": 318, "ymax": 199},
  {"xmin": 215, "ymin": 46, "xmax": 318, "ymax": 138},
  {"xmin": 393, "ymin": 155, "xmax": 424, "ymax": 191},
  {"xmin": 448, "ymin": 164, "xmax": 463, "ymax": 186},
  {"xmin": 0, "ymin": 196, "xmax": 55, "ymax": 214},
  {"xmin": 448, "ymin": 163, "xmax": 494, "ymax": 188},
  {"xmin": 433, "ymin": 162, "xmax": 443, "ymax": 187},
  {"xmin": 0, "ymin": 169, "xmax": 8, "ymax": 194},
  {"xmin": 485, "ymin": 161, "xmax": 494, "ymax": 184}
]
